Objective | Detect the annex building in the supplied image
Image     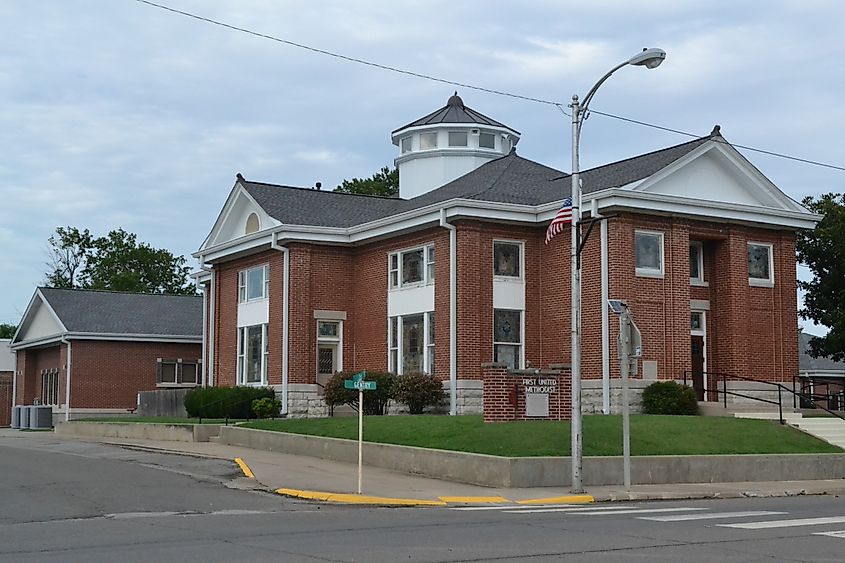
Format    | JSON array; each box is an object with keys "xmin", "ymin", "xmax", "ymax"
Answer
[{"xmin": 195, "ymin": 93, "xmax": 818, "ymax": 417}]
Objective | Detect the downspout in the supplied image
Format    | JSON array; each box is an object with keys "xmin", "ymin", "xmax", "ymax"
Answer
[
  {"xmin": 200, "ymin": 274, "xmax": 208, "ymax": 387},
  {"xmin": 271, "ymin": 233, "xmax": 290, "ymax": 415},
  {"xmin": 61, "ymin": 337, "xmax": 72, "ymax": 422},
  {"xmin": 208, "ymin": 268, "xmax": 216, "ymax": 387},
  {"xmin": 596, "ymin": 198, "xmax": 610, "ymax": 414},
  {"xmin": 439, "ymin": 208, "xmax": 458, "ymax": 416}
]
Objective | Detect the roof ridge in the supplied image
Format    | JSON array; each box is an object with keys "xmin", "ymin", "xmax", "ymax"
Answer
[
  {"xmin": 39, "ymin": 287, "xmax": 200, "ymax": 299},
  {"xmin": 243, "ymin": 180, "xmax": 405, "ymax": 201}
]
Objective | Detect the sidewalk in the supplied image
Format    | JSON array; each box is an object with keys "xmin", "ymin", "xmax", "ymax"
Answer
[{"xmin": 47, "ymin": 431, "xmax": 845, "ymax": 506}]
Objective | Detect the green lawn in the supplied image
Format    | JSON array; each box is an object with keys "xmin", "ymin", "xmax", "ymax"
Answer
[
  {"xmin": 242, "ymin": 415, "xmax": 843, "ymax": 457},
  {"xmin": 77, "ymin": 417, "xmax": 246, "ymax": 425}
]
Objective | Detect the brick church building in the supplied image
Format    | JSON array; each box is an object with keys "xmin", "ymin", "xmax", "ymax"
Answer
[{"xmin": 195, "ymin": 93, "xmax": 818, "ymax": 417}]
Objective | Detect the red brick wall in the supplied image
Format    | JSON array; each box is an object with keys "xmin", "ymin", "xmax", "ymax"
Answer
[
  {"xmin": 0, "ymin": 372, "xmax": 11, "ymax": 426},
  {"xmin": 208, "ymin": 214, "xmax": 800, "ymax": 393},
  {"xmin": 15, "ymin": 345, "xmax": 63, "ymax": 406},
  {"xmin": 70, "ymin": 340, "xmax": 201, "ymax": 409}
]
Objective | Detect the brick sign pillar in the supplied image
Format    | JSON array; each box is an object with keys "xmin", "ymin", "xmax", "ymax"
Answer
[{"xmin": 482, "ymin": 363, "xmax": 572, "ymax": 423}]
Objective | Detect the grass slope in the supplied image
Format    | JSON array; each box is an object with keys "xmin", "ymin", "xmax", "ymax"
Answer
[{"xmin": 243, "ymin": 415, "xmax": 842, "ymax": 457}]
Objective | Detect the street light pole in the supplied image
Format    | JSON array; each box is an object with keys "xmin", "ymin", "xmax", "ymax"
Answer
[{"xmin": 569, "ymin": 47, "xmax": 666, "ymax": 494}]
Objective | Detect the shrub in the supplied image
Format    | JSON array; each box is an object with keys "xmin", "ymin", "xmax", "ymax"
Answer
[
  {"xmin": 251, "ymin": 397, "xmax": 282, "ymax": 419},
  {"xmin": 323, "ymin": 371, "xmax": 397, "ymax": 415},
  {"xmin": 395, "ymin": 372, "xmax": 445, "ymax": 414},
  {"xmin": 642, "ymin": 381, "xmax": 698, "ymax": 415},
  {"xmin": 184, "ymin": 386, "xmax": 275, "ymax": 419}
]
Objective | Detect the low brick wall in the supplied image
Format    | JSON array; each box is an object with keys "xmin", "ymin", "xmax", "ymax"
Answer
[{"xmin": 483, "ymin": 364, "xmax": 571, "ymax": 422}]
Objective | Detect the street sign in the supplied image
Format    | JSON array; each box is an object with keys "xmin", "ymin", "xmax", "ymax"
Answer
[
  {"xmin": 344, "ymin": 380, "xmax": 377, "ymax": 391},
  {"xmin": 352, "ymin": 370, "xmax": 366, "ymax": 383}
]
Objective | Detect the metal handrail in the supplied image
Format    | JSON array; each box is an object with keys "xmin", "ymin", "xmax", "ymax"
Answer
[{"xmin": 682, "ymin": 370, "xmax": 845, "ymax": 425}]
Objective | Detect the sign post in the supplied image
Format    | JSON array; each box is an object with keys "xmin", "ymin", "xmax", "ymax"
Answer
[
  {"xmin": 608, "ymin": 300, "xmax": 642, "ymax": 490},
  {"xmin": 343, "ymin": 370, "xmax": 376, "ymax": 494}
]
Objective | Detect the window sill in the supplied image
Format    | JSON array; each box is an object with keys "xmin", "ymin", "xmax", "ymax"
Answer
[
  {"xmin": 690, "ymin": 280, "xmax": 709, "ymax": 287},
  {"xmin": 389, "ymin": 282, "xmax": 430, "ymax": 292},
  {"xmin": 156, "ymin": 383, "xmax": 198, "ymax": 388},
  {"xmin": 493, "ymin": 275, "xmax": 524, "ymax": 283},
  {"xmin": 239, "ymin": 297, "xmax": 269, "ymax": 304},
  {"xmin": 635, "ymin": 269, "xmax": 664, "ymax": 279},
  {"xmin": 748, "ymin": 278, "xmax": 775, "ymax": 288}
]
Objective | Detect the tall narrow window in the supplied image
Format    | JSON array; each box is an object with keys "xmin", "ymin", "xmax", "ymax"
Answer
[
  {"xmin": 237, "ymin": 324, "xmax": 267, "ymax": 385},
  {"xmin": 689, "ymin": 241, "xmax": 705, "ymax": 285},
  {"xmin": 494, "ymin": 309, "xmax": 522, "ymax": 369},
  {"xmin": 426, "ymin": 246, "xmax": 435, "ymax": 285},
  {"xmin": 402, "ymin": 249, "xmax": 424, "ymax": 285},
  {"xmin": 426, "ymin": 312, "xmax": 435, "ymax": 375},
  {"xmin": 402, "ymin": 314, "xmax": 424, "ymax": 374},
  {"xmin": 389, "ymin": 317, "xmax": 399, "ymax": 373},
  {"xmin": 316, "ymin": 320, "xmax": 342, "ymax": 383}
]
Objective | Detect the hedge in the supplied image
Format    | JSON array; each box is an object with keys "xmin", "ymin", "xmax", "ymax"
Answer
[{"xmin": 184, "ymin": 386, "xmax": 275, "ymax": 419}]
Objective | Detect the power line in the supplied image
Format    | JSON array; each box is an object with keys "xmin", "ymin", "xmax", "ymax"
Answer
[{"xmin": 135, "ymin": 0, "xmax": 845, "ymax": 174}]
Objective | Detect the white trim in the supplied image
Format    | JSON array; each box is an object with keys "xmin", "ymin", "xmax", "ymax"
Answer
[
  {"xmin": 313, "ymin": 310, "xmax": 347, "ymax": 321},
  {"xmin": 747, "ymin": 241, "xmax": 775, "ymax": 287},
  {"xmin": 440, "ymin": 208, "xmax": 458, "ymax": 416},
  {"xmin": 690, "ymin": 299, "xmax": 711, "ymax": 311},
  {"xmin": 634, "ymin": 229, "xmax": 665, "ymax": 278},
  {"xmin": 12, "ymin": 289, "xmax": 69, "ymax": 346},
  {"xmin": 11, "ymin": 332, "xmax": 201, "ymax": 349},
  {"xmin": 600, "ymin": 214, "xmax": 610, "ymax": 415},
  {"xmin": 209, "ymin": 269, "xmax": 216, "ymax": 387},
  {"xmin": 63, "ymin": 338, "xmax": 72, "ymax": 421},
  {"xmin": 200, "ymin": 180, "xmax": 281, "ymax": 250},
  {"xmin": 389, "ymin": 244, "xmax": 435, "ymax": 289}
]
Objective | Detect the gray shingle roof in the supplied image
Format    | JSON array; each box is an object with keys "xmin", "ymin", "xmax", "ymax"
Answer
[
  {"xmin": 39, "ymin": 288, "xmax": 202, "ymax": 338},
  {"xmin": 392, "ymin": 92, "xmax": 519, "ymax": 135},
  {"xmin": 241, "ymin": 132, "xmax": 714, "ymax": 229},
  {"xmin": 800, "ymin": 332, "xmax": 845, "ymax": 372}
]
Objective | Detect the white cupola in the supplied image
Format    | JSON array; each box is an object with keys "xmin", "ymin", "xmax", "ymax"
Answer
[{"xmin": 391, "ymin": 92, "xmax": 521, "ymax": 199}]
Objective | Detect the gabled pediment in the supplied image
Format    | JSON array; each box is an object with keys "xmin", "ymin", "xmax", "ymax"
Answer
[
  {"xmin": 630, "ymin": 141, "xmax": 807, "ymax": 213},
  {"xmin": 14, "ymin": 290, "xmax": 65, "ymax": 344},
  {"xmin": 200, "ymin": 182, "xmax": 280, "ymax": 250}
]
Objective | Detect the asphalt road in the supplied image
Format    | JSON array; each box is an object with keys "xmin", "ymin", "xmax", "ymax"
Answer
[{"xmin": 1, "ymin": 433, "xmax": 844, "ymax": 562}]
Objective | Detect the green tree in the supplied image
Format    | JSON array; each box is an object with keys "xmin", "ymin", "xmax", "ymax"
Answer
[
  {"xmin": 46, "ymin": 226, "xmax": 94, "ymax": 288},
  {"xmin": 44, "ymin": 227, "xmax": 196, "ymax": 295},
  {"xmin": 796, "ymin": 193, "xmax": 845, "ymax": 361},
  {"xmin": 334, "ymin": 166, "xmax": 399, "ymax": 197},
  {"xmin": 0, "ymin": 323, "xmax": 17, "ymax": 339}
]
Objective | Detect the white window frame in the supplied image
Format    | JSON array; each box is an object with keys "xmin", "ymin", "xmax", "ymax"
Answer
[
  {"xmin": 690, "ymin": 310, "xmax": 708, "ymax": 401},
  {"xmin": 237, "ymin": 323, "xmax": 268, "ymax": 386},
  {"xmin": 157, "ymin": 358, "xmax": 201, "ymax": 387},
  {"xmin": 388, "ymin": 244, "xmax": 435, "ymax": 289},
  {"xmin": 448, "ymin": 131, "xmax": 468, "ymax": 147},
  {"xmin": 747, "ymin": 242, "xmax": 775, "ymax": 287},
  {"xmin": 316, "ymin": 319, "xmax": 343, "ymax": 378},
  {"xmin": 388, "ymin": 312, "xmax": 435, "ymax": 374},
  {"xmin": 492, "ymin": 239, "xmax": 524, "ymax": 280},
  {"xmin": 689, "ymin": 241, "xmax": 707, "ymax": 286},
  {"xmin": 635, "ymin": 230, "xmax": 665, "ymax": 278},
  {"xmin": 400, "ymin": 136, "xmax": 412, "ymax": 153},
  {"xmin": 238, "ymin": 264, "xmax": 270, "ymax": 302},
  {"xmin": 493, "ymin": 308, "xmax": 524, "ymax": 370},
  {"xmin": 419, "ymin": 132, "xmax": 438, "ymax": 150}
]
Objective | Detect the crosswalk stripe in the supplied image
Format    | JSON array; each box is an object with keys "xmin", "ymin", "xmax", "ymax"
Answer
[
  {"xmin": 503, "ymin": 507, "xmax": 708, "ymax": 515},
  {"xmin": 719, "ymin": 516, "xmax": 845, "ymax": 529},
  {"xmin": 638, "ymin": 511, "xmax": 787, "ymax": 522},
  {"xmin": 450, "ymin": 504, "xmax": 637, "ymax": 512},
  {"xmin": 813, "ymin": 530, "xmax": 845, "ymax": 539}
]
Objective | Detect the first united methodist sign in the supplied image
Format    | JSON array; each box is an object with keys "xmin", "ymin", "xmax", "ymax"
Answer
[{"xmin": 481, "ymin": 363, "xmax": 572, "ymax": 422}]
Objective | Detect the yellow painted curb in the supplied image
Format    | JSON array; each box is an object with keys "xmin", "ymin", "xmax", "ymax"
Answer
[
  {"xmin": 516, "ymin": 495, "xmax": 595, "ymax": 505},
  {"xmin": 276, "ymin": 488, "xmax": 447, "ymax": 506},
  {"xmin": 438, "ymin": 496, "xmax": 511, "ymax": 504},
  {"xmin": 234, "ymin": 457, "xmax": 255, "ymax": 479}
]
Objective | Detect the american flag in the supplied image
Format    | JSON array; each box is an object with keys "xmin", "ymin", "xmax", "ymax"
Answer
[{"xmin": 544, "ymin": 197, "xmax": 573, "ymax": 244}]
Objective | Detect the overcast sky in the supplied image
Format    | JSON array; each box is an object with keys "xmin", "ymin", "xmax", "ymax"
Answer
[{"xmin": 2, "ymin": 0, "xmax": 842, "ymax": 336}]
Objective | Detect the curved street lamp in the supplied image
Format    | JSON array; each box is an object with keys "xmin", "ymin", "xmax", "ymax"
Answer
[{"xmin": 570, "ymin": 47, "xmax": 666, "ymax": 493}]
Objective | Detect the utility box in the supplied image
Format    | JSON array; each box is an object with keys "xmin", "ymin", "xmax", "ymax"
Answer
[
  {"xmin": 18, "ymin": 406, "xmax": 31, "ymax": 429},
  {"xmin": 11, "ymin": 406, "xmax": 21, "ymax": 429},
  {"xmin": 29, "ymin": 406, "xmax": 53, "ymax": 429}
]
